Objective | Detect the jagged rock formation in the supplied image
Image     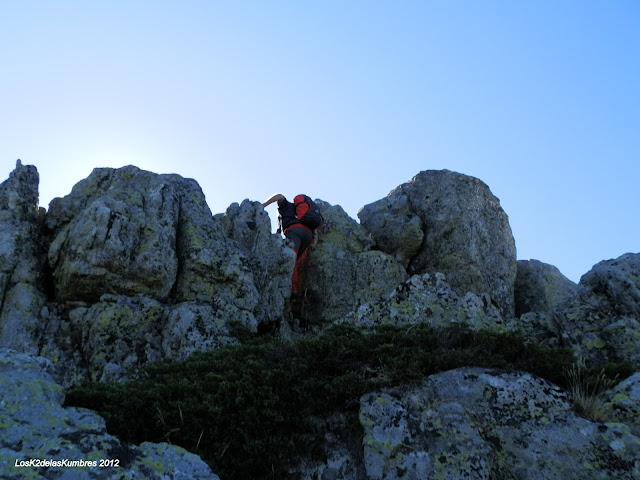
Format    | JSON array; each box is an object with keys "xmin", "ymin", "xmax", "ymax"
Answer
[
  {"xmin": 516, "ymin": 253, "xmax": 640, "ymax": 368},
  {"xmin": 38, "ymin": 295, "xmax": 242, "ymax": 384},
  {"xmin": 358, "ymin": 368, "xmax": 640, "ymax": 479},
  {"xmin": 292, "ymin": 368, "xmax": 640, "ymax": 479},
  {"xmin": 359, "ymin": 170, "xmax": 517, "ymax": 319},
  {"xmin": 0, "ymin": 160, "xmax": 47, "ymax": 354},
  {"xmin": 0, "ymin": 348, "xmax": 218, "ymax": 479},
  {"xmin": 298, "ymin": 200, "xmax": 408, "ymax": 324},
  {"xmin": 556, "ymin": 253, "xmax": 640, "ymax": 367},
  {"xmin": 515, "ymin": 259, "xmax": 578, "ymax": 316},
  {"xmin": 340, "ymin": 272, "xmax": 504, "ymax": 330},
  {"xmin": 216, "ymin": 199, "xmax": 296, "ymax": 326},
  {"xmin": 3, "ymin": 164, "xmax": 294, "ymax": 385},
  {"xmin": 45, "ymin": 166, "xmax": 259, "ymax": 307},
  {"xmin": 1, "ymin": 161, "xmax": 639, "ymax": 479},
  {"xmin": 355, "ymin": 191, "xmax": 424, "ymax": 268}
]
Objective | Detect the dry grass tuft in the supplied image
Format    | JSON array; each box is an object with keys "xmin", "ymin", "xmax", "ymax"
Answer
[{"xmin": 565, "ymin": 364, "xmax": 618, "ymax": 422}]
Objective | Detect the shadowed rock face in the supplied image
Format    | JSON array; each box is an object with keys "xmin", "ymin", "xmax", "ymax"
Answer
[
  {"xmin": 510, "ymin": 253, "xmax": 640, "ymax": 368},
  {"xmin": 216, "ymin": 199, "xmax": 296, "ymax": 327},
  {"xmin": 0, "ymin": 160, "xmax": 40, "ymax": 220},
  {"xmin": 358, "ymin": 368, "xmax": 640, "ymax": 479},
  {"xmin": 0, "ymin": 348, "xmax": 219, "ymax": 479},
  {"xmin": 297, "ymin": 199, "xmax": 409, "ymax": 324},
  {"xmin": 292, "ymin": 367, "xmax": 640, "ymax": 479},
  {"xmin": 555, "ymin": 253, "xmax": 640, "ymax": 367},
  {"xmin": 0, "ymin": 160, "xmax": 47, "ymax": 354},
  {"xmin": 515, "ymin": 259, "xmax": 578, "ymax": 316},
  {"xmin": 1, "ymin": 164, "xmax": 291, "ymax": 386},
  {"xmin": 606, "ymin": 371, "xmax": 640, "ymax": 437},
  {"xmin": 359, "ymin": 170, "xmax": 517, "ymax": 319},
  {"xmin": 356, "ymin": 192, "xmax": 424, "ymax": 268}
]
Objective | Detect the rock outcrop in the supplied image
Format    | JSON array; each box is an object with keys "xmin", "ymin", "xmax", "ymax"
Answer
[
  {"xmin": 515, "ymin": 259, "xmax": 578, "ymax": 316},
  {"xmin": 45, "ymin": 166, "xmax": 259, "ymax": 308},
  {"xmin": 513, "ymin": 253, "xmax": 640, "ymax": 368},
  {"xmin": 355, "ymin": 191, "xmax": 424, "ymax": 268},
  {"xmin": 1, "ymin": 161, "xmax": 638, "ymax": 479},
  {"xmin": 0, "ymin": 348, "xmax": 218, "ymax": 479},
  {"xmin": 293, "ymin": 367, "xmax": 640, "ymax": 479},
  {"xmin": 216, "ymin": 199, "xmax": 296, "ymax": 326},
  {"xmin": 606, "ymin": 372, "xmax": 640, "ymax": 437},
  {"xmin": 11, "ymin": 166, "xmax": 296, "ymax": 385},
  {"xmin": 359, "ymin": 170, "xmax": 517, "ymax": 319},
  {"xmin": 0, "ymin": 160, "xmax": 47, "ymax": 354},
  {"xmin": 556, "ymin": 253, "xmax": 640, "ymax": 367},
  {"xmin": 358, "ymin": 368, "xmax": 640, "ymax": 479},
  {"xmin": 340, "ymin": 272, "xmax": 504, "ymax": 331},
  {"xmin": 297, "ymin": 200, "xmax": 408, "ymax": 325}
]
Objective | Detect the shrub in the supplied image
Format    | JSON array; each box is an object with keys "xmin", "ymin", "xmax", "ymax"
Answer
[{"xmin": 65, "ymin": 323, "xmax": 579, "ymax": 479}]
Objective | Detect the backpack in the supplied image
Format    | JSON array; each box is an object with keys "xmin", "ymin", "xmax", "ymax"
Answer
[{"xmin": 293, "ymin": 194, "xmax": 324, "ymax": 230}]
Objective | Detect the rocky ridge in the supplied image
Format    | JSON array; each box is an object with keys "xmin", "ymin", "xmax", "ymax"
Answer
[{"xmin": 1, "ymin": 160, "xmax": 639, "ymax": 479}]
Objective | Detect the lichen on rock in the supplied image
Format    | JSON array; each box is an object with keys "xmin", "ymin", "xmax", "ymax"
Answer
[
  {"xmin": 0, "ymin": 160, "xmax": 47, "ymax": 354},
  {"xmin": 359, "ymin": 367, "xmax": 640, "ymax": 479},
  {"xmin": 359, "ymin": 170, "xmax": 517, "ymax": 319},
  {"xmin": 216, "ymin": 199, "xmax": 296, "ymax": 327},
  {"xmin": 515, "ymin": 258, "xmax": 578, "ymax": 316},
  {"xmin": 0, "ymin": 348, "xmax": 219, "ymax": 479},
  {"xmin": 605, "ymin": 372, "xmax": 640, "ymax": 437},
  {"xmin": 1, "ymin": 161, "xmax": 638, "ymax": 479},
  {"xmin": 552, "ymin": 253, "xmax": 640, "ymax": 368},
  {"xmin": 340, "ymin": 272, "xmax": 505, "ymax": 331},
  {"xmin": 297, "ymin": 199, "xmax": 408, "ymax": 325}
]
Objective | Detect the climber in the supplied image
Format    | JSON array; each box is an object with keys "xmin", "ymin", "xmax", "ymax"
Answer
[{"xmin": 262, "ymin": 193, "xmax": 323, "ymax": 296}]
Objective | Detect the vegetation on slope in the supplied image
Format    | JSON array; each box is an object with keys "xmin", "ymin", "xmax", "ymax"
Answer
[{"xmin": 65, "ymin": 322, "xmax": 632, "ymax": 479}]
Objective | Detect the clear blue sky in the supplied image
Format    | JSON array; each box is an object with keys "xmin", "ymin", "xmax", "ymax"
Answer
[{"xmin": 1, "ymin": 1, "xmax": 638, "ymax": 283}]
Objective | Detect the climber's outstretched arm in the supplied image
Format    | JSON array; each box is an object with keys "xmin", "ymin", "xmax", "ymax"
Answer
[{"xmin": 262, "ymin": 193, "xmax": 285, "ymax": 208}]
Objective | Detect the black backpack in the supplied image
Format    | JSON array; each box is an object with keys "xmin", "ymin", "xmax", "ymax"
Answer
[{"xmin": 294, "ymin": 194, "xmax": 324, "ymax": 230}]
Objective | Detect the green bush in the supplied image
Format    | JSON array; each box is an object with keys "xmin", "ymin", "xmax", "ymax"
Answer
[{"xmin": 65, "ymin": 323, "xmax": 588, "ymax": 479}]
